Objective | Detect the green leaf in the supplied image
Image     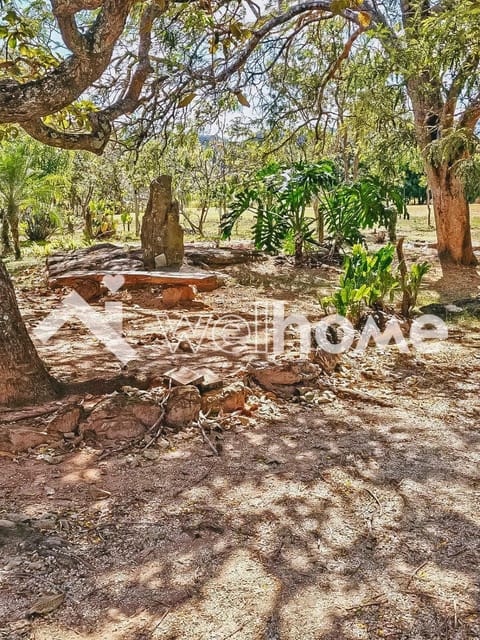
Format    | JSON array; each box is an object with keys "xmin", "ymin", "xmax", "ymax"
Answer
[{"xmin": 177, "ymin": 93, "xmax": 196, "ymax": 108}]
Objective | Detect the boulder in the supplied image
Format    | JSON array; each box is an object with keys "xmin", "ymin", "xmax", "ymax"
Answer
[
  {"xmin": 80, "ymin": 394, "xmax": 162, "ymax": 441},
  {"xmin": 162, "ymin": 285, "xmax": 195, "ymax": 307},
  {"xmin": 165, "ymin": 385, "xmax": 201, "ymax": 429},
  {"xmin": 5, "ymin": 427, "xmax": 53, "ymax": 452},
  {"xmin": 141, "ymin": 175, "xmax": 184, "ymax": 269},
  {"xmin": 247, "ymin": 359, "xmax": 321, "ymax": 398},
  {"xmin": 201, "ymin": 381, "xmax": 246, "ymax": 415},
  {"xmin": 46, "ymin": 406, "xmax": 82, "ymax": 435}
]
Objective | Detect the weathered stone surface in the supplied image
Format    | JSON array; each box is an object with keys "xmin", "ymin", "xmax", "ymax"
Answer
[
  {"xmin": 0, "ymin": 401, "xmax": 81, "ymax": 452},
  {"xmin": 201, "ymin": 381, "xmax": 246, "ymax": 415},
  {"xmin": 162, "ymin": 285, "xmax": 195, "ymax": 307},
  {"xmin": 185, "ymin": 246, "xmax": 266, "ymax": 267},
  {"xmin": 6, "ymin": 427, "xmax": 53, "ymax": 452},
  {"xmin": 141, "ymin": 175, "xmax": 184, "ymax": 269},
  {"xmin": 165, "ymin": 386, "xmax": 201, "ymax": 429},
  {"xmin": 248, "ymin": 359, "xmax": 321, "ymax": 398},
  {"xmin": 80, "ymin": 395, "xmax": 161, "ymax": 441},
  {"xmin": 47, "ymin": 243, "xmax": 144, "ymax": 277},
  {"xmin": 164, "ymin": 367, "xmax": 204, "ymax": 387},
  {"xmin": 46, "ymin": 406, "xmax": 82, "ymax": 435}
]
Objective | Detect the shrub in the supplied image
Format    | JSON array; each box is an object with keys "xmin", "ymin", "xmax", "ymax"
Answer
[
  {"xmin": 322, "ymin": 244, "xmax": 399, "ymax": 324},
  {"xmin": 23, "ymin": 208, "xmax": 60, "ymax": 242},
  {"xmin": 323, "ymin": 243, "xmax": 430, "ymax": 325}
]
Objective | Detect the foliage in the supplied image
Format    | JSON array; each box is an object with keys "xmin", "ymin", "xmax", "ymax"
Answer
[
  {"xmin": 23, "ymin": 207, "xmax": 60, "ymax": 241},
  {"xmin": 88, "ymin": 199, "xmax": 117, "ymax": 238},
  {"xmin": 323, "ymin": 243, "xmax": 430, "ymax": 324},
  {"xmin": 222, "ymin": 160, "xmax": 336, "ymax": 261},
  {"xmin": 223, "ymin": 159, "xmax": 407, "ymax": 260},
  {"xmin": 0, "ymin": 137, "xmax": 68, "ymax": 256},
  {"xmin": 322, "ymin": 244, "xmax": 399, "ymax": 323}
]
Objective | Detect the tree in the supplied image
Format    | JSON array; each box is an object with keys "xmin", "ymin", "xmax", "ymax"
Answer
[
  {"xmin": 0, "ymin": 258, "xmax": 59, "ymax": 406},
  {"xmin": 362, "ymin": 1, "xmax": 480, "ymax": 266},
  {"xmin": 0, "ymin": 0, "xmax": 367, "ymax": 407},
  {"xmin": 243, "ymin": 2, "xmax": 480, "ymax": 266}
]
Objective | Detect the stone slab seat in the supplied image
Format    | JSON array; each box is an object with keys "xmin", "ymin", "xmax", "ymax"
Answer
[{"xmin": 48, "ymin": 270, "xmax": 219, "ymax": 304}]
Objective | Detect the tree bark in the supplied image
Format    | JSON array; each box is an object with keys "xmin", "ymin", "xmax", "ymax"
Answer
[
  {"xmin": 426, "ymin": 163, "xmax": 477, "ymax": 266},
  {"xmin": 1, "ymin": 211, "xmax": 11, "ymax": 254},
  {"xmin": 0, "ymin": 260, "xmax": 58, "ymax": 407},
  {"xmin": 8, "ymin": 200, "xmax": 21, "ymax": 260},
  {"xmin": 407, "ymin": 75, "xmax": 478, "ymax": 267}
]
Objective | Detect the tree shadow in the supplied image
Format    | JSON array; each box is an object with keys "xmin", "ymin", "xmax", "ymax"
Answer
[{"xmin": 1, "ymin": 381, "xmax": 479, "ymax": 639}]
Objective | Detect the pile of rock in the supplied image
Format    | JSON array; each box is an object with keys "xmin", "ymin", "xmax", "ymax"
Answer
[{"xmin": 0, "ymin": 358, "xmax": 334, "ymax": 454}]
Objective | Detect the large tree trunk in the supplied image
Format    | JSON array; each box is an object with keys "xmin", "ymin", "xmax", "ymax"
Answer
[
  {"xmin": 408, "ymin": 75, "xmax": 478, "ymax": 268},
  {"xmin": 427, "ymin": 163, "xmax": 477, "ymax": 266},
  {"xmin": 0, "ymin": 260, "xmax": 58, "ymax": 407}
]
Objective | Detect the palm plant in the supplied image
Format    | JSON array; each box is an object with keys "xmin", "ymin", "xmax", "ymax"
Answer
[
  {"xmin": 0, "ymin": 140, "xmax": 66, "ymax": 257},
  {"xmin": 223, "ymin": 160, "xmax": 407, "ymax": 265}
]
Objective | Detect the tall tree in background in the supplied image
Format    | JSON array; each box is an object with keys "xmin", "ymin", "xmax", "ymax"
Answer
[{"xmin": 368, "ymin": 0, "xmax": 480, "ymax": 265}]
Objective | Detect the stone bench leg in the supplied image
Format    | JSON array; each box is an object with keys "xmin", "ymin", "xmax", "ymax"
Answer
[{"xmin": 162, "ymin": 285, "xmax": 195, "ymax": 308}]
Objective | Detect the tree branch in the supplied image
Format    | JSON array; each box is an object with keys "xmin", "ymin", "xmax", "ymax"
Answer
[
  {"xmin": 459, "ymin": 91, "xmax": 480, "ymax": 131},
  {"xmin": 51, "ymin": 0, "xmax": 104, "ymax": 17},
  {"xmin": 0, "ymin": 0, "xmax": 134, "ymax": 123},
  {"xmin": 21, "ymin": 112, "xmax": 112, "ymax": 155}
]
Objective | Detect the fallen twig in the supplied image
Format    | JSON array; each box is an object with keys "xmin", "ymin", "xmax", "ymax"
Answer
[
  {"xmin": 364, "ymin": 487, "xmax": 383, "ymax": 514},
  {"xmin": 405, "ymin": 560, "xmax": 429, "ymax": 589},
  {"xmin": 333, "ymin": 387, "xmax": 395, "ymax": 408}
]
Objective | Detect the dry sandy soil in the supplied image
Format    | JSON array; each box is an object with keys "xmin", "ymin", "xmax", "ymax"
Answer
[{"xmin": 1, "ymin": 243, "xmax": 480, "ymax": 639}]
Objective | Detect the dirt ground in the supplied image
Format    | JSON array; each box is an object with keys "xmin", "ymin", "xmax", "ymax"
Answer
[{"xmin": 1, "ymin": 241, "xmax": 480, "ymax": 639}]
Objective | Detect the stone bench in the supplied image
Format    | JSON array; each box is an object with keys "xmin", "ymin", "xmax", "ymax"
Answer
[{"xmin": 49, "ymin": 270, "xmax": 219, "ymax": 306}]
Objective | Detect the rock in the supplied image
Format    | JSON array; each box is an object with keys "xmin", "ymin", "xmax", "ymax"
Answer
[
  {"xmin": 71, "ymin": 278, "xmax": 102, "ymax": 302},
  {"xmin": 164, "ymin": 366, "xmax": 204, "ymax": 387},
  {"xmin": 201, "ymin": 382, "xmax": 246, "ymax": 415},
  {"xmin": 47, "ymin": 243, "xmax": 145, "ymax": 278},
  {"xmin": 155, "ymin": 253, "xmax": 167, "ymax": 268},
  {"xmin": 143, "ymin": 449, "xmax": 160, "ymax": 460},
  {"xmin": 162, "ymin": 285, "xmax": 195, "ymax": 307},
  {"xmin": 141, "ymin": 175, "xmax": 185, "ymax": 269},
  {"xmin": 80, "ymin": 394, "xmax": 161, "ymax": 442},
  {"xmin": 197, "ymin": 368, "xmax": 223, "ymax": 392},
  {"xmin": 6, "ymin": 427, "xmax": 52, "ymax": 452},
  {"xmin": 248, "ymin": 360, "xmax": 312, "ymax": 389},
  {"xmin": 46, "ymin": 406, "xmax": 81, "ymax": 435},
  {"xmin": 178, "ymin": 339, "xmax": 194, "ymax": 353},
  {"xmin": 248, "ymin": 359, "xmax": 321, "ymax": 399},
  {"xmin": 165, "ymin": 386, "xmax": 201, "ymax": 429},
  {"xmin": 310, "ymin": 349, "xmax": 342, "ymax": 373},
  {"xmin": 4, "ymin": 513, "xmax": 30, "ymax": 524},
  {"xmin": 185, "ymin": 247, "xmax": 266, "ymax": 267},
  {"xmin": 130, "ymin": 402, "xmax": 162, "ymax": 427}
]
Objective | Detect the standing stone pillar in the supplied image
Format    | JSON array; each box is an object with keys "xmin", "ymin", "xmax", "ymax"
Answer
[{"xmin": 141, "ymin": 175, "xmax": 184, "ymax": 269}]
